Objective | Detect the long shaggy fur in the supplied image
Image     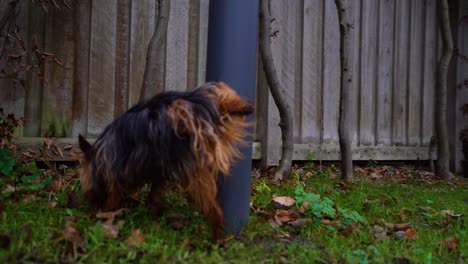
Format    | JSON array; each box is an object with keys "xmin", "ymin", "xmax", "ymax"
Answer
[{"xmin": 78, "ymin": 82, "xmax": 253, "ymax": 241}]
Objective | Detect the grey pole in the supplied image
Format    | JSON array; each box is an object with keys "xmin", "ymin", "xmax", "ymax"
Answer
[{"xmin": 206, "ymin": 0, "xmax": 259, "ymax": 234}]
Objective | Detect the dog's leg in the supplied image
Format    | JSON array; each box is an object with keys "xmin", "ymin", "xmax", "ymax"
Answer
[
  {"xmin": 187, "ymin": 179, "xmax": 225, "ymax": 242},
  {"xmin": 103, "ymin": 189, "xmax": 123, "ymax": 211},
  {"xmin": 147, "ymin": 182, "xmax": 166, "ymax": 219}
]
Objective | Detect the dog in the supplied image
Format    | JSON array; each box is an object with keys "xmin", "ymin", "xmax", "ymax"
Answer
[{"xmin": 78, "ymin": 82, "xmax": 253, "ymax": 241}]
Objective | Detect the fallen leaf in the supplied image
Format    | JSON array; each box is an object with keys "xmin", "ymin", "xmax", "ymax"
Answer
[
  {"xmin": 63, "ymin": 144, "xmax": 74, "ymax": 151},
  {"xmin": 373, "ymin": 225, "xmax": 388, "ymax": 239},
  {"xmin": 403, "ymin": 228, "xmax": 418, "ymax": 239},
  {"xmin": 64, "ymin": 171, "xmax": 78, "ymax": 179},
  {"xmin": 54, "ymin": 145, "xmax": 64, "ymax": 158},
  {"xmin": 102, "ymin": 221, "xmax": 119, "ymax": 238},
  {"xmin": 437, "ymin": 237, "xmax": 459, "ymax": 251},
  {"xmin": 274, "ymin": 209, "xmax": 300, "ymax": 226},
  {"xmin": 165, "ymin": 213, "xmax": 188, "ymax": 230},
  {"xmin": 287, "ymin": 218, "xmax": 311, "ymax": 228},
  {"xmin": 127, "ymin": 229, "xmax": 144, "ymax": 247},
  {"xmin": 394, "ymin": 230, "xmax": 405, "ymax": 238},
  {"xmin": 63, "ymin": 223, "xmax": 85, "ymax": 248},
  {"xmin": 271, "ymin": 196, "xmax": 296, "ymax": 209},
  {"xmin": 299, "ymin": 201, "xmax": 310, "ymax": 214},
  {"xmin": 47, "ymin": 201, "xmax": 58, "ymax": 208},
  {"xmin": 43, "ymin": 137, "xmax": 53, "ymax": 149},
  {"xmin": 384, "ymin": 222, "xmax": 412, "ymax": 231},
  {"xmin": 2, "ymin": 184, "xmax": 15, "ymax": 195},
  {"xmin": 96, "ymin": 208, "xmax": 126, "ymax": 223},
  {"xmin": 50, "ymin": 180, "xmax": 63, "ymax": 191}
]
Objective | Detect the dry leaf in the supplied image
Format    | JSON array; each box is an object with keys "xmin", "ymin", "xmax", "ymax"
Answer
[
  {"xmin": 54, "ymin": 145, "xmax": 64, "ymax": 157},
  {"xmin": 288, "ymin": 218, "xmax": 311, "ymax": 228},
  {"xmin": 96, "ymin": 208, "xmax": 126, "ymax": 223},
  {"xmin": 127, "ymin": 229, "xmax": 144, "ymax": 247},
  {"xmin": 383, "ymin": 222, "xmax": 412, "ymax": 231},
  {"xmin": 299, "ymin": 201, "xmax": 310, "ymax": 214},
  {"xmin": 63, "ymin": 223, "xmax": 85, "ymax": 248},
  {"xmin": 43, "ymin": 137, "xmax": 53, "ymax": 149},
  {"xmin": 102, "ymin": 222, "xmax": 119, "ymax": 238},
  {"xmin": 47, "ymin": 201, "xmax": 58, "ymax": 208},
  {"xmin": 437, "ymin": 237, "xmax": 459, "ymax": 251},
  {"xmin": 63, "ymin": 144, "xmax": 74, "ymax": 151},
  {"xmin": 2, "ymin": 184, "xmax": 15, "ymax": 195},
  {"xmin": 403, "ymin": 228, "xmax": 418, "ymax": 239},
  {"xmin": 270, "ymin": 196, "xmax": 296, "ymax": 209},
  {"xmin": 274, "ymin": 209, "xmax": 300, "ymax": 226}
]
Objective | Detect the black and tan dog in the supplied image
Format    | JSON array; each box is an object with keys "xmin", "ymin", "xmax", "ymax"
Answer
[{"xmin": 78, "ymin": 82, "xmax": 253, "ymax": 241}]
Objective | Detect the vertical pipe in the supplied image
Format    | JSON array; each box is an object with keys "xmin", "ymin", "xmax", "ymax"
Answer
[{"xmin": 206, "ymin": 0, "xmax": 259, "ymax": 233}]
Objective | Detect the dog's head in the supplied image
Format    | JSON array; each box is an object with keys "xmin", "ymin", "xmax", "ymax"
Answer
[{"xmin": 206, "ymin": 82, "xmax": 254, "ymax": 118}]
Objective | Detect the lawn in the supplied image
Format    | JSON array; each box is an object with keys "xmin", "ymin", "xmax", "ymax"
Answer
[{"xmin": 0, "ymin": 160, "xmax": 466, "ymax": 263}]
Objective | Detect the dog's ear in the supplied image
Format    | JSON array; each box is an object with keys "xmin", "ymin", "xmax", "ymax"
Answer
[
  {"xmin": 78, "ymin": 134, "xmax": 93, "ymax": 160},
  {"xmin": 215, "ymin": 82, "xmax": 254, "ymax": 116}
]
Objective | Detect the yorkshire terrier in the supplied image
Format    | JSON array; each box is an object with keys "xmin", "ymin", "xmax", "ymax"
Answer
[{"xmin": 78, "ymin": 82, "xmax": 253, "ymax": 241}]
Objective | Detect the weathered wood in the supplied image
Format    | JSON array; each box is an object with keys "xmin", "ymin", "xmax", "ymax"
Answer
[
  {"xmin": 301, "ymin": 0, "xmax": 323, "ymax": 144},
  {"xmin": 454, "ymin": 0, "xmax": 467, "ymax": 173},
  {"xmin": 322, "ymin": 0, "xmax": 340, "ymax": 144},
  {"xmin": 197, "ymin": 0, "xmax": 209, "ymax": 85},
  {"xmin": 376, "ymin": 0, "xmax": 394, "ymax": 146},
  {"xmin": 407, "ymin": 0, "xmax": 424, "ymax": 146},
  {"xmin": 15, "ymin": 138, "xmax": 437, "ymax": 162},
  {"xmin": 128, "ymin": 0, "xmax": 156, "ymax": 105},
  {"xmin": 421, "ymin": 0, "xmax": 437, "ymax": 146},
  {"xmin": 392, "ymin": 0, "xmax": 410, "ymax": 146},
  {"xmin": 42, "ymin": 7, "xmax": 74, "ymax": 138},
  {"xmin": 187, "ymin": 0, "xmax": 200, "ymax": 89},
  {"xmin": 165, "ymin": 0, "xmax": 189, "ymax": 91},
  {"xmin": 87, "ymin": 1, "xmax": 117, "ymax": 136},
  {"xmin": 71, "ymin": 0, "xmax": 91, "ymax": 137},
  {"xmin": 24, "ymin": 3, "xmax": 46, "ymax": 137},
  {"xmin": 359, "ymin": 0, "xmax": 378, "ymax": 146},
  {"xmin": 114, "ymin": 0, "xmax": 131, "ymax": 117}
]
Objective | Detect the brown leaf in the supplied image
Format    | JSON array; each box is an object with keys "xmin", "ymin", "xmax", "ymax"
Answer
[
  {"xmin": 102, "ymin": 221, "xmax": 120, "ymax": 238},
  {"xmin": 54, "ymin": 145, "xmax": 64, "ymax": 157},
  {"xmin": 64, "ymin": 171, "xmax": 79, "ymax": 179},
  {"xmin": 47, "ymin": 201, "xmax": 58, "ymax": 208},
  {"xmin": 299, "ymin": 201, "xmax": 310, "ymax": 214},
  {"xmin": 272, "ymin": 196, "xmax": 296, "ymax": 207},
  {"xmin": 43, "ymin": 137, "xmax": 53, "ymax": 149},
  {"xmin": 274, "ymin": 209, "xmax": 300, "ymax": 226},
  {"xmin": 127, "ymin": 229, "xmax": 144, "ymax": 247},
  {"xmin": 383, "ymin": 222, "xmax": 412, "ymax": 231},
  {"xmin": 2, "ymin": 184, "xmax": 15, "ymax": 195},
  {"xmin": 438, "ymin": 237, "xmax": 459, "ymax": 251},
  {"xmin": 50, "ymin": 180, "xmax": 63, "ymax": 191},
  {"xmin": 63, "ymin": 144, "xmax": 74, "ymax": 151},
  {"xmin": 63, "ymin": 223, "xmax": 85, "ymax": 248},
  {"xmin": 403, "ymin": 228, "xmax": 418, "ymax": 239},
  {"xmin": 165, "ymin": 213, "xmax": 188, "ymax": 230},
  {"xmin": 287, "ymin": 218, "xmax": 311, "ymax": 228},
  {"xmin": 96, "ymin": 208, "xmax": 126, "ymax": 223}
]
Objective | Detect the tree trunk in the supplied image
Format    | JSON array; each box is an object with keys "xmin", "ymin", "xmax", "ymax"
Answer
[
  {"xmin": 435, "ymin": 0, "xmax": 453, "ymax": 181},
  {"xmin": 114, "ymin": 0, "xmax": 130, "ymax": 116},
  {"xmin": 334, "ymin": 0, "xmax": 353, "ymax": 180},
  {"xmin": 140, "ymin": 0, "xmax": 170, "ymax": 101},
  {"xmin": 259, "ymin": 0, "xmax": 293, "ymax": 181}
]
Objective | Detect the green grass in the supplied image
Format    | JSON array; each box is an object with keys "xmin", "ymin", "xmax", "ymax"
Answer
[{"xmin": 0, "ymin": 165, "xmax": 466, "ymax": 263}]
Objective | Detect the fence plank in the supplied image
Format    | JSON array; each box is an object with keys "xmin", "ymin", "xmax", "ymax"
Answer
[
  {"xmin": 128, "ymin": 0, "xmax": 156, "ymax": 105},
  {"xmin": 301, "ymin": 0, "xmax": 322, "ymax": 144},
  {"xmin": 187, "ymin": 0, "xmax": 200, "ymax": 89},
  {"xmin": 407, "ymin": 0, "xmax": 424, "ymax": 146},
  {"xmin": 24, "ymin": 4, "xmax": 46, "ymax": 137},
  {"xmin": 422, "ymin": 0, "xmax": 437, "ymax": 146},
  {"xmin": 87, "ymin": 1, "xmax": 117, "ymax": 136},
  {"xmin": 197, "ymin": 0, "xmax": 209, "ymax": 85},
  {"xmin": 322, "ymin": 0, "xmax": 339, "ymax": 144},
  {"xmin": 42, "ymin": 8, "xmax": 75, "ymax": 137},
  {"xmin": 392, "ymin": 0, "xmax": 410, "ymax": 146},
  {"xmin": 359, "ymin": 0, "xmax": 378, "ymax": 146},
  {"xmin": 376, "ymin": 0, "xmax": 395, "ymax": 145},
  {"xmin": 165, "ymin": 0, "xmax": 189, "ymax": 91}
]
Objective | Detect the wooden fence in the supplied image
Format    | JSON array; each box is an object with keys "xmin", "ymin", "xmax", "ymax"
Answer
[{"xmin": 0, "ymin": 0, "xmax": 467, "ymax": 172}]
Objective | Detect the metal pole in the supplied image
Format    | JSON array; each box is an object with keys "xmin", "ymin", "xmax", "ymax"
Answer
[{"xmin": 206, "ymin": 0, "xmax": 259, "ymax": 234}]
